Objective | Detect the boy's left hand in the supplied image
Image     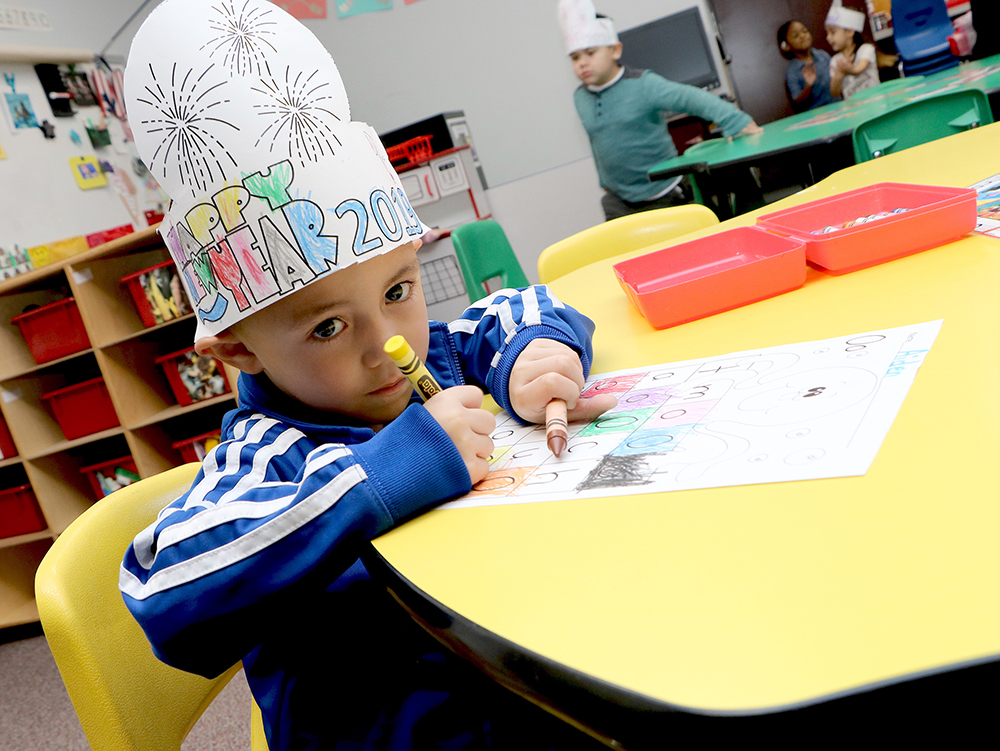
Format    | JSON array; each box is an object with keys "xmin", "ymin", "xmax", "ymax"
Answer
[{"xmin": 508, "ymin": 339, "xmax": 617, "ymax": 425}]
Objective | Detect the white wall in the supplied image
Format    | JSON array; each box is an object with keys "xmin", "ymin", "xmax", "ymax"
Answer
[{"xmin": 0, "ymin": 0, "xmax": 726, "ymax": 273}]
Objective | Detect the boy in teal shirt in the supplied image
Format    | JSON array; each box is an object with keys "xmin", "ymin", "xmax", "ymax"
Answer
[{"xmin": 559, "ymin": 0, "xmax": 762, "ymax": 220}]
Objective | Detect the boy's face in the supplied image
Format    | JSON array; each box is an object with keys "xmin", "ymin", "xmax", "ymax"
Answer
[
  {"xmin": 570, "ymin": 44, "xmax": 623, "ymax": 87},
  {"xmin": 225, "ymin": 242, "xmax": 430, "ymax": 426}
]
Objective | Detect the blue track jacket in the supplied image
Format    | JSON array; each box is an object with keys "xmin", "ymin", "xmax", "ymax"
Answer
[{"xmin": 120, "ymin": 286, "xmax": 597, "ymax": 750}]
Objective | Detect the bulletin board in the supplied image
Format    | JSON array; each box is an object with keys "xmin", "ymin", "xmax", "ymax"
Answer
[{"xmin": 0, "ymin": 57, "xmax": 160, "ymax": 251}]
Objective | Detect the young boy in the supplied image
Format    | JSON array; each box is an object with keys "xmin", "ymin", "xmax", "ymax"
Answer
[
  {"xmin": 558, "ymin": 0, "xmax": 763, "ymax": 221},
  {"xmin": 119, "ymin": 1, "xmax": 615, "ymax": 748}
]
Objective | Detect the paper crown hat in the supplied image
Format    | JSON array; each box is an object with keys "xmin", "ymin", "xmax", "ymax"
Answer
[
  {"xmin": 558, "ymin": 0, "xmax": 618, "ymax": 55},
  {"xmin": 125, "ymin": 0, "xmax": 427, "ymax": 335},
  {"xmin": 825, "ymin": 5, "xmax": 867, "ymax": 33}
]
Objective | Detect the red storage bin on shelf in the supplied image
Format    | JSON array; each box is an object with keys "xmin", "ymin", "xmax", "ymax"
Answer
[
  {"xmin": 10, "ymin": 297, "xmax": 91, "ymax": 364},
  {"xmin": 386, "ymin": 135, "xmax": 433, "ymax": 166},
  {"xmin": 85, "ymin": 223, "xmax": 134, "ymax": 248},
  {"xmin": 155, "ymin": 348, "xmax": 231, "ymax": 406},
  {"xmin": 172, "ymin": 429, "xmax": 223, "ymax": 462},
  {"xmin": 41, "ymin": 377, "xmax": 120, "ymax": 440},
  {"xmin": 120, "ymin": 260, "xmax": 193, "ymax": 327},
  {"xmin": 0, "ymin": 484, "xmax": 46, "ymax": 538},
  {"xmin": 0, "ymin": 416, "xmax": 16, "ymax": 460},
  {"xmin": 756, "ymin": 183, "xmax": 977, "ymax": 275},
  {"xmin": 79, "ymin": 455, "xmax": 140, "ymax": 499}
]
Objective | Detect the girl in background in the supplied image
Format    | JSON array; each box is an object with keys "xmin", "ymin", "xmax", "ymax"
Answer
[
  {"xmin": 779, "ymin": 20, "xmax": 838, "ymax": 112},
  {"xmin": 826, "ymin": 5, "xmax": 879, "ymax": 99}
]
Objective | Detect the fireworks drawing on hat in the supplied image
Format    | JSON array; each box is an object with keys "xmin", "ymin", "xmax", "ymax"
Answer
[
  {"xmin": 135, "ymin": 62, "xmax": 240, "ymax": 195},
  {"xmin": 202, "ymin": 0, "xmax": 278, "ymax": 77},
  {"xmin": 252, "ymin": 65, "xmax": 343, "ymax": 167}
]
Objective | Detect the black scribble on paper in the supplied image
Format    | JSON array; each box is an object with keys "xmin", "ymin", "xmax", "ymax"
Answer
[{"xmin": 576, "ymin": 454, "xmax": 652, "ymax": 491}]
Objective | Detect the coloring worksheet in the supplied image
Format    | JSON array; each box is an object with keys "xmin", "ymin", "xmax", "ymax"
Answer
[{"xmin": 441, "ymin": 321, "xmax": 942, "ymax": 509}]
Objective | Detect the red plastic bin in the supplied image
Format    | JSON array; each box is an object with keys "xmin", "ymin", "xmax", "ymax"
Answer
[
  {"xmin": 120, "ymin": 260, "xmax": 193, "ymax": 327},
  {"xmin": 0, "ymin": 416, "xmax": 16, "ymax": 459},
  {"xmin": 756, "ymin": 182, "xmax": 977, "ymax": 275},
  {"xmin": 613, "ymin": 226, "xmax": 807, "ymax": 330},
  {"xmin": 155, "ymin": 348, "xmax": 231, "ymax": 406},
  {"xmin": 10, "ymin": 297, "xmax": 91, "ymax": 364},
  {"xmin": 386, "ymin": 135, "xmax": 433, "ymax": 166},
  {"xmin": 41, "ymin": 377, "xmax": 120, "ymax": 440},
  {"xmin": 172, "ymin": 429, "xmax": 223, "ymax": 462},
  {"xmin": 79, "ymin": 455, "xmax": 140, "ymax": 499},
  {"xmin": 0, "ymin": 484, "xmax": 46, "ymax": 538}
]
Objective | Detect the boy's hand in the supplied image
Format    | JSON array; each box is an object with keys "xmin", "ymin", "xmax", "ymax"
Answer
[
  {"xmin": 424, "ymin": 386, "xmax": 495, "ymax": 484},
  {"xmin": 508, "ymin": 339, "xmax": 617, "ymax": 425},
  {"xmin": 739, "ymin": 120, "xmax": 764, "ymax": 136}
]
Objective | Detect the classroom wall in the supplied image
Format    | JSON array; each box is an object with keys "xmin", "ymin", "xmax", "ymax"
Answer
[{"xmin": 0, "ymin": 0, "xmax": 733, "ymax": 277}]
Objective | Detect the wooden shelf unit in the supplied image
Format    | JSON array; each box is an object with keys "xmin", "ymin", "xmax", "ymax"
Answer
[{"xmin": 0, "ymin": 226, "xmax": 238, "ymax": 629}]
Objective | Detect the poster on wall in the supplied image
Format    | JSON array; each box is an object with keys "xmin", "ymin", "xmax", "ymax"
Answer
[
  {"xmin": 273, "ymin": 0, "xmax": 327, "ymax": 18},
  {"xmin": 337, "ymin": 0, "xmax": 391, "ymax": 18}
]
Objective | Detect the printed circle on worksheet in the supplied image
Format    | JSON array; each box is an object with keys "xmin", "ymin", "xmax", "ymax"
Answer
[
  {"xmin": 735, "ymin": 367, "xmax": 877, "ymax": 425},
  {"xmin": 785, "ymin": 448, "xmax": 826, "ymax": 464}
]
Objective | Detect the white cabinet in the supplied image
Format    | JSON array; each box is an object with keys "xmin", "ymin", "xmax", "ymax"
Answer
[{"xmin": 396, "ymin": 145, "xmax": 492, "ymax": 322}]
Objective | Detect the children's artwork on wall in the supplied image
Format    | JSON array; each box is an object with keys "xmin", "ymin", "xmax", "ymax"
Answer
[
  {"xmin": 337, "ymin": 0, "xmax": 392, "ymax": 19},
  {"xmin": 62, "ymin": 64, "xmax": 98, "ymax": 107},
  {"xmin": 440, "ymin": 321, "xmax": 942, "ymax": 510},
  {"xmin": 4, "ymin": 91, "xmax": 38, "ymax": 130},
  {"xmin": 69, "ymin": 155, "xmax": 108, "ymax": 189},
  {"xmin": 273, "ymin": 1, "xmax": 327, "ymax": 18},
  {"xmin": 0, "ymin": 135, "xmax": 5, "ymax": 159}
]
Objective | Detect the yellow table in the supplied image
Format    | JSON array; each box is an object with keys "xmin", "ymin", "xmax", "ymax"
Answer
[{"xmin": 370, "ymin": 123, "xmax": 1000, "ymax": 744}]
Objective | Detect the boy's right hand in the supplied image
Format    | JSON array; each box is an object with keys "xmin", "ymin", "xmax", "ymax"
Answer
[{"xmin": 424, "ymin": 386, "xmax": 496, "ymax": 485}]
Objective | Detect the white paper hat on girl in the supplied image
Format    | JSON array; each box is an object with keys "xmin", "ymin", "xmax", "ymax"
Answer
[
  {"xmin": 825, "ymin": 4, "xmax": 867, "ymax": 33},
  {"xmin": 125, "ymin": 0, "xmax": 427, "ymax": 335},
  {"xmin": 558, "ymin": 0, "xmax": 618, "ymax": 55}
]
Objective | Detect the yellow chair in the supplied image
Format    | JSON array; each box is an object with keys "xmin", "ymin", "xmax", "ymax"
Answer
[
  {"xmin": 537, "ymin": 203, "xmax": 719, "ymax": 283},
  {"xmin": 35, "ymin": 463, "xmax": 269, "ymax": 750}
]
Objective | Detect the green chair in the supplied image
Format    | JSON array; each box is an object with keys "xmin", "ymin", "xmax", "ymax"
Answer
[
  {"xmin": 450, "ymin": 219, "xmax": 530, "ymax": 303},
  {"xmin": 852, "ymin": 88, "xmax": 992, "ymax": 162}
]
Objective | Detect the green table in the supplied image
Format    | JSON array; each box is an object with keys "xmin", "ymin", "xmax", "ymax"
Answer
[
  {"xmin": 648, "ymin": 53, "xmax": 1000, "ymax": 183},
  {"xmin": 909, "ymin": 53, "xmax": 1000, "ymax": 98}
]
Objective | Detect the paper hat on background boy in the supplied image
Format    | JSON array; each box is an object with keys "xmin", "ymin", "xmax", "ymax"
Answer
[
  {"xmin": 825, "ymin": 4, "xmax": 867, "ymax": 33},
  {"xmin": 125, "ymin": 0, "xmax": 427, "ymax": 335},
  {"xmin": 558, "ymin": 0, "xmax": 618, "ymax": 55}
]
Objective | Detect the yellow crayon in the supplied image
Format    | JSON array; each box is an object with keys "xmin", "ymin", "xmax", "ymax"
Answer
[{"xmin": 384, "ymin": 335, "xmax": 443, "ymax": 402}]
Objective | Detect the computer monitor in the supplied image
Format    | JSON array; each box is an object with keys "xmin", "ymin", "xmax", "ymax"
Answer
[{"xmin": 618, "ymin": 7, "xmax": 721, "ymax": 91}]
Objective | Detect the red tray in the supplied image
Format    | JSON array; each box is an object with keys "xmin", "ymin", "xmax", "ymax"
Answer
[
  {"xmin": 613, "ymin": 226, "xmax": 807, "ymax": 330},
  {"xmin": 756, "ymin": 182, "xmax": 976, "ymax": 275}
]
